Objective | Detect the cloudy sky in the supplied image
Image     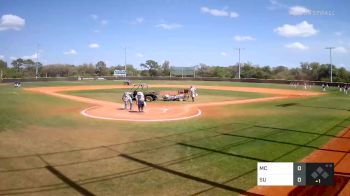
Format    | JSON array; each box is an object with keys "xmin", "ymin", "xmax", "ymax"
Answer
[{"xmin": 0, "ymin": 0, "xmax": 349, "ymax": 68}]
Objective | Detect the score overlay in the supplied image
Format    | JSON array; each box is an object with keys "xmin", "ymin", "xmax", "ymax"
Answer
[{"xmin": 257, "ymin": 162, "xmax": 334, "ymax": 186}]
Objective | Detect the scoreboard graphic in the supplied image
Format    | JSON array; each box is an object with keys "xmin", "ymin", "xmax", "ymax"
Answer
[{"xmin": 257, "ymin": 162, "xmax": 334, "ymax": 186}]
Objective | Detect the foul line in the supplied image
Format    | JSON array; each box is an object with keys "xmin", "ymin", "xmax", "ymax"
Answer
[{"xmin": 80, "ymin": 106, "xmax": 202, "ymax": 122}]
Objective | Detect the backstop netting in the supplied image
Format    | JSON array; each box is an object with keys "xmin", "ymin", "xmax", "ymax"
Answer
[{"xmin": 170, "ymin": 66, "xmax": 195, "ymax": 77}]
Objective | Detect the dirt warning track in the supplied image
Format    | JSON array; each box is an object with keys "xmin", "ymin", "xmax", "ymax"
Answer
[{"xmin": 25, "ymin": 84, "xmax": 322, "ymax": 122}]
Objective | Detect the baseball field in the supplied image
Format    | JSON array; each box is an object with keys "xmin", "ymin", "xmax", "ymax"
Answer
[{"xmin": 1, "ymin": 80, "xmax": 350, "ymax": 195}]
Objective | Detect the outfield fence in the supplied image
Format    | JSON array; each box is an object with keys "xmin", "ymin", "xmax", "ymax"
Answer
[{"xmin": 0, "ymin": 76, "xmax": 347, "ymax": 86}]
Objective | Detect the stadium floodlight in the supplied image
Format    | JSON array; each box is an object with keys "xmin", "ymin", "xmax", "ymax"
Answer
[
  {"xmin": 325, "ymin": 47, "xmax": 335, "ymax": 83},
  {"xmin": 235, "ymin": 48, "xmax": 245, "ymax": 79},
  {"xmin": 124, "ymin": 46, "xmax": 127, "ymax": 75},
  {"xmin": 35, "ymin": 44, "xmax": 40, "ymax": 79},
  {"xmin": 193, "ymin": 65, "xmax": 199, "ymax": 78}
]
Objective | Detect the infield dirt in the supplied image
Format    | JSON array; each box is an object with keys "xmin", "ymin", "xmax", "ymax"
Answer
[{"xmin": 25, "ymin": 84, "xmax": 322, "ymax": 122}]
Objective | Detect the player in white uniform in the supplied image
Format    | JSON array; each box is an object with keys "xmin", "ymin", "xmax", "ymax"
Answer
[
  {"xmin": 122, "ymin": 92, "xmax": 133, "ymax": 110},
  {"xmin": 189, "ymin": 86, "xmax": 197, "ymax": 102},
  {"xmin": 136, "ymin": 91, "xmax": 145, "ymax": 112}
]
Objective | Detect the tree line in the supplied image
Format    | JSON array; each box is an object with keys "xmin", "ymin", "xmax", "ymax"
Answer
[{"xmin": 1, "ymin": 58, "xmax": 350, "ymax": 82}]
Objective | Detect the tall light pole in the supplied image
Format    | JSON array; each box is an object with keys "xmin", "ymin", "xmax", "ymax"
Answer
[
  {"xmin": 235, "ymin": 48, "xmax": 244, "ymax": 79},
  {"xmin": 325, "ymin": 47, "xmax": 335, "ymax": 83},
  {"xmin": 35, "ymin": 44, "xmax": 40, "ymax": 79},
  {"xmin": 124, "ymin": 46, "xmax": 127, "ymax": 77}
]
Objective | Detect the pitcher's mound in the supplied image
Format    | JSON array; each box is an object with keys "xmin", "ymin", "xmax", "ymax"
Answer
[{"xmin": 81, "ymin": 105, "xmax": 202, "ymax": 122}]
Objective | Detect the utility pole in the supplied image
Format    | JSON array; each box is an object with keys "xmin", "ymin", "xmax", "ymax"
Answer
[
  {"xmin": 124, "ymin": 46, "xmax": 127, "ymax": 77},
  {"xmin": 325, "ymin": 47, "xmax": 335, "ymax": 83},
  {"xmin": 181, "ymin": 67, "xmax": 184, "ymax": 79},
  {"xmin": 193, "ymin": 66, "xmax": 195, "ymax": 78},
  {"xmin": 169, "ymin": 66, "xmax": 172, "ymax": 78},
  {"xmin": 36, "ymin": 44, "xmax": 40, "ymax": 79},
  {"xmin": 235, "ymin": 48, "xmax": 244, "ymax": 79}
]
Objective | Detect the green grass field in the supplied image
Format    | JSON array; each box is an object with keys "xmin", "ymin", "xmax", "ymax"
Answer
[{"xmin": 0, "ymin": 80, "xmax": 349, "ymax": 195}]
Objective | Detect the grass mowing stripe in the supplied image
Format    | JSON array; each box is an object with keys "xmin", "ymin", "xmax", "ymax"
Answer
[
  {"xmin": 297, "ymin": 104, "xmax": 350, "ymax": 112},
  {"xmin": 0, "ymin": 185, "xmax": 69, "ymax": 196},
  {"xmin": 177, "ymin": 143, "xmax": 268, "ymax": 162},
  {"xmin": 0, "ymin": 127, "xmax": 246, "ymax": 173},
  {"xmin": 272, "ymin": 116, "xmax": 350, "ymax": 163},
  {"xmin": 78, "ymin": 131, "xmax": 264, "ymax": 185},
  {"xmin": 119, "ymin": 154, "xmax": 263, "ymax": 196},
  {"xmin": 5, "ymin": 128, "xmax": 254, "ymax": 189},
  {"xmin": 190, "ymin": 168, "xmax": 258, "ymax": 196},
  {"xmin": 254, "ymin": 125, "xmax": 350, "ymax": 138},
  {"xmin": 222, "ymin": 133, "xmax": 349, "ymax": 153},
  {"xmin": 0, "ymin": 123, "xmax": 249, "ymax": 160},
  {"xmin": 0, "ymin": 127, "xmax": 248, "ymax": 173},
  {"xmin": 0, "ymin": 183, "xmax": 67, "ymax": 195}
]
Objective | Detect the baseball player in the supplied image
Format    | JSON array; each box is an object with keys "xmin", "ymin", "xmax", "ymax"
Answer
[
  {"xmin": 189, "ymin": 86, "xmax": 197, "ymax": 102},
  {"xmin": 136, "ymin": 91, "xmax": 145, "ymax": 112},
  {"xmin": 122, "ymin": 92, "xmax": 133, "ymax": 110}
]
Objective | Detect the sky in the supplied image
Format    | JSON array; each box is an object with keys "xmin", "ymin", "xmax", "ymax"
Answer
[{"xmin": 0, "ymin": 0, "xmax": 350, "ymax": 69}]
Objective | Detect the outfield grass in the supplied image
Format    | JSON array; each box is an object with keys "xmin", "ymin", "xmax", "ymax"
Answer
[{"xmin": 0, "ymin": 80, "xmax": 349, "ymax": 195}]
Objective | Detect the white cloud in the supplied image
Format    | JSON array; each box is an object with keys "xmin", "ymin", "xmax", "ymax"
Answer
[
  {"xmin": 156, "ymin": 23, "xmax": 182, "ymax": 30},
  {"xmin": 22, "ymin": 53, "xmax": 38, "ymax": 60},
  {"xmin": 274, "ymin": 21, "xmax": 318, "ymax": 37},
  {"xmin": 91, "ymin": 14, "xmax": 98, "ymax": 20},
  {"xmin": 101, "ymin": 20, "xmax": 108, "ymax": 25},
  {"xmin": 130, "ymin": 17, "xmax": 144, "ymax": 25},
  {"xmin": 0, "ymin": 14, "xmax": 25, "ymax": 31},
  {"xmin": 220, "ymin": 52, "xmax": 227, "ymax": 56},
  {"xmin": 234, "ymin": 35, "xmax": 256, "ymax": 42},
  {"xmin": 10, "ymin": 56, "xmax": 16, "ymax": 60},
  {"xmin": 135, "ymin": 53, "xmax": 144, "ymax": 58},
  {"xmin": 289, "ymin": 6, "xmax": 311, "ymax": 16},
  {"xmin": 201, "ymin": 6, "xmax": 239, "ymax": 18},
  {"xmin": 285, "ymin": 42, "xmax": 309, "ymax": 50},
  {"xmin": 335, "ymin": 32, "xmax": 343, "ymax": 36},
  {"xmin": 136, "ymin": 17, "xmax": 144, "ymax": 23},
  {"xmin": 334, "ymin": 47, "xmax": 347, "ymax": 53},
  {"xmin": 0, "ymin": 55, "xmax": 4, "ymax": 59},
  {"xmin": 89, "ymin": 43, "xmax": 100, "ymax": 48},
  {"xmin": 230, "ymin": 12, "xmax": 239, "ymax": 18},
  {"xmin": 91, "ymin": 15, "xmax": 108, "ymax": 25},
  {"xmin": 267, "ymin": 0, "xmax": 287, "ymax": 10},
  {"xmin": 64, "ymin": 49, "xmax": 77, "ymax": 55},
  {"xmin": 93, "ymin": 29, "xmax": 100, "ymax": 33}
]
